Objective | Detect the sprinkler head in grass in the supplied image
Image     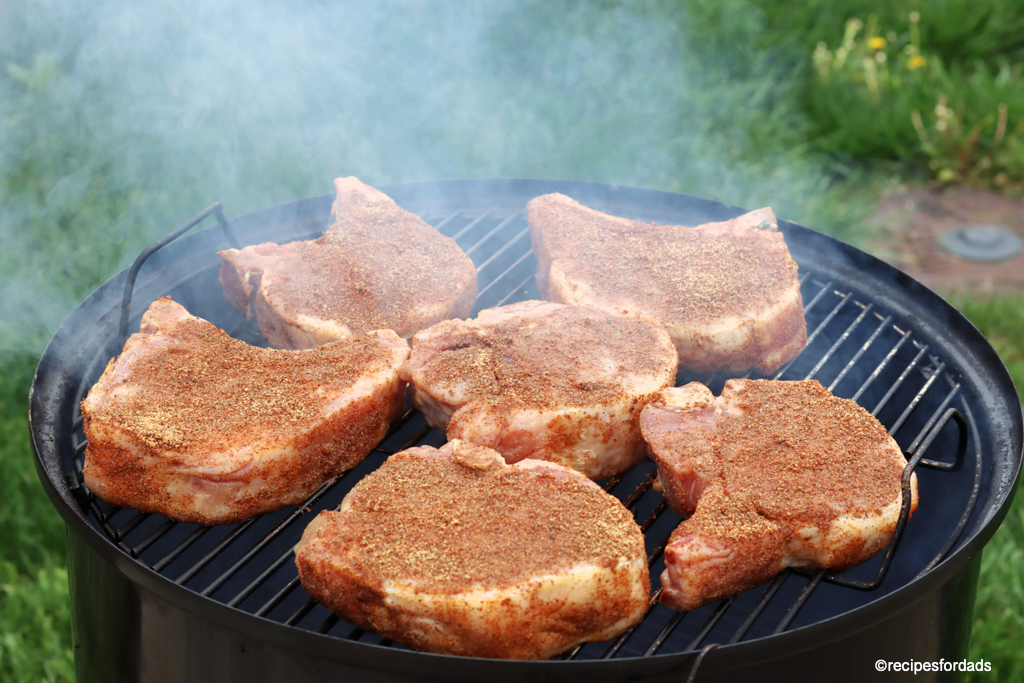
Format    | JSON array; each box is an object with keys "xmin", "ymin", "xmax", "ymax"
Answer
[{"xmin": 940, "ymin": 224, "xmax": 1023, "ymax": 263}]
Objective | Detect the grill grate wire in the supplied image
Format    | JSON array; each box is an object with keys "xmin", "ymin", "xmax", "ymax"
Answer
[{"xmin": 63, "ymin": 205, "xmax": 983, "ymax": 661}]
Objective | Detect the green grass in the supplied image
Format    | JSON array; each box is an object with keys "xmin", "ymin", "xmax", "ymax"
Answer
[
  {"xmin": 0, "ymin": 563, "xmax": 73, "ymax": 683},
  {"xmin": 748, "ymin": 0, "xmax": 1024, "ymax": 187},
  {"xmin": 752, "ymin": 0, "xmax": 1024, "ymax": 64},
  {"xmin": 0, "ymin": 356, "xmax": 73, "ymax": 683},
  {"xmin": 0, "ymin": 357, "xmax": 64, "ymax": 575},
  {"xmin": 956, "ymin": 294, "xmax": 1024, "ymax": 388}
]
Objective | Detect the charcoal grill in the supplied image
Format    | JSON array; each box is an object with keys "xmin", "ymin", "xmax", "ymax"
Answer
[{"xmin": 30, "ymin": 179, "xmax": 1024, "ymax": 681}]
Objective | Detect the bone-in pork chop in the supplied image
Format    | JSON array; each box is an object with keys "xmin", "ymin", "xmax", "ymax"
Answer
[
  {"xmin": 219, "ymin": 177, "xmax": 476, "ymax": 349},
  {"xmin": 81, "ymin": 297, "xmax": 409, "ymax": 525},
  {"xmin": 640, "ymin": 379, "xmax": 918, "ymax": 611},
  {"xmin": 294, "ymin": 440, "xmax": 650, "ymax": 659},
  {"xmin": 528, "ymin": 193, "xmax": 807, "ymax": 374},
  {"xmin": 400, "ymin": 300, "xmax": 678, "ymax": 479}
]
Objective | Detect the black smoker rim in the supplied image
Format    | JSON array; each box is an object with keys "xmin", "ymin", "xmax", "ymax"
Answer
[{"xmin": 30, "ymin": 178, "xmax": 1024, "ymax": 679}]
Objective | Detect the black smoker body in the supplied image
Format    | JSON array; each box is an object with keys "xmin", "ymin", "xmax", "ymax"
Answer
[{"xmin": 30, "ymin": 180, "xmax": 1024, "ymax": 682}]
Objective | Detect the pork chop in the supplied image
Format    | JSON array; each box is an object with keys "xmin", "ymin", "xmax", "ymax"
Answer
[
  {"xmin": 81, "ymin": 297, "xmax": 409, "ymax": 525},
  {"xmin": 639, "ymin": 379, "xmax": 918, "ymax": 611},
  {"xmin": 219, "ymin": 177, "xmax": 476, "ymax": 349},
  {"xmin": 528, "ymin": 193, "xmax": 807, "ymax": 374},
  {"xmin": 294, "ymin": 440, "xmax": 650, "ymax": 659},
  {"xmin": 399, "ymin": 300, "xmax": 678, "ymax": 479}
]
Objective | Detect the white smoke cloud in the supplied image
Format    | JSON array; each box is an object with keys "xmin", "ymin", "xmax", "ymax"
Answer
[{"xmin": 0, "ymin": 0, "xmax": 847, "ymax": 358}]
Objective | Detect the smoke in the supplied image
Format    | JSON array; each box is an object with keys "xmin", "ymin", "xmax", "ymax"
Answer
[{"xmin": 0, "ymin": 0, "xmax": 849, "ymax": 359}]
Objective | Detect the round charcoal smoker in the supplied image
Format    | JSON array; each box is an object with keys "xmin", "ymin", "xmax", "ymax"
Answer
[{"xmin": 30, "ymin": 180, "xmax": 1024, "ymax": 682}]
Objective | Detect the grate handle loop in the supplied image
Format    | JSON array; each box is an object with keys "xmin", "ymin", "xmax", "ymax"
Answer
[
  {"xmin": 808, "ymin": 408, "xmax": 969, "ymax": 590},
  {"xmin": 118, "ymin": 203, "xmax": 237, "ymax": 344},
  {"xmin": 685, "ymin": 643, "xmax": 719, "ymax": 683}
]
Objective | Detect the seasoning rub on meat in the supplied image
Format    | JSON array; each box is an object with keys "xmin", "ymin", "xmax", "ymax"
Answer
[
  {"xmin": 81, "ymin": 297, "xmax": 409, "ymax": 525},
  {"xmin": 219, "ymin": 177, "xmax": 476, "ymax": 349},
  {"xmin": 400, "ymin": 300, "xmax": 678, "ymax": 479},
  {"xmin": 528, "ymin": 193, "xmax": 807, "ymax": 374},
  {"xmin": 640, "ymin": 379, "xmax": 918, "ymax": 611},
  {"xmin": 295, "ymin": 440, "xmax": 650, "ymax": 659}
]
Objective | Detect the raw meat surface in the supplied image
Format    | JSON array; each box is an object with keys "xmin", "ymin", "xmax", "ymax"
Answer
[
  {"xmin": 528, "ymin": 193, "xmax": 807, "ymax": 374},
  {"xmin": 400, "ymin": 300, "xmax": 678, "ymax": 479},
  {"xmin": 640, "ymin": 379, "xmax": 918, "ymax": 611},
  {"xmin": 82, "ymin": 297, "xmax": 409, "ymax": 525},
  {"xmin": 294, "ymin": 440, "xmax": 650, "ymax": 659},
  {"xmin": 219, "ymin": 177, "xmax": 476, "ymax": 349}
]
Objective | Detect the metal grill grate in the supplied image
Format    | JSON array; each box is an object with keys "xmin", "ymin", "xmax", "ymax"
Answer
[{"xmin": 63, "ymin": 202, "xmax": 983, "ymax": 661}]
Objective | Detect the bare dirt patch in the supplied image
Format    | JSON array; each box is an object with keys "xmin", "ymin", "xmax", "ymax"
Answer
[{"xmin": 867, "ymin": 187, "xmax": 1024, "ymax": 295}]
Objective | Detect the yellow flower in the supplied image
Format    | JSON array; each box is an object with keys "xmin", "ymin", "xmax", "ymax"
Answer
[
  {"xmin": 868, "ymin": 37, "xmax": 887, "ymax": 50},
  {"xmin": 908, "ymin": 55, "xmax": 926, "ymax": 70}
]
